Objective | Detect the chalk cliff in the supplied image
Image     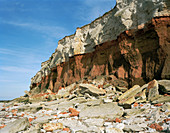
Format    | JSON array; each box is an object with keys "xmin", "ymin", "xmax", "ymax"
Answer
[{"xmin": 30, "ymin": 0, "xmax": 170, "ymax": 93}]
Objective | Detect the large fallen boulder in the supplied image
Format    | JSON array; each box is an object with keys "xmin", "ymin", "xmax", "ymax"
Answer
[
  {"xmin": 118, "ymin": 85, "xmax": 141, "ymax": 104},
  {"xmin": 79, "ymin": 83, "xmax": 106, "ymax": 96},
  {"xmin": 147, "ymin": 79, "xmax": 159, "ymax": 101}
]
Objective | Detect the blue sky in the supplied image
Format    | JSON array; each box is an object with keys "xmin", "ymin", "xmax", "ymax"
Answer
[{"xmin": 0, "ymin": 0, "xmax": 116, "ymax": 100}]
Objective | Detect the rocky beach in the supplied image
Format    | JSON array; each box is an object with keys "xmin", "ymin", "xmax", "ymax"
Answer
[
  {"xmin": 0, "ymin": 78, "xmax": 170, "ymax": 132},
  {"xmin": 0, "ymin": 0, "xmax": 170, "ymax": 132}
]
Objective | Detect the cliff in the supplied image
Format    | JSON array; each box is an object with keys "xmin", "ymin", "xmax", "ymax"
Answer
[{"xmin": 30, "ymin": 0, "xmax": 170, "ymax": 93}]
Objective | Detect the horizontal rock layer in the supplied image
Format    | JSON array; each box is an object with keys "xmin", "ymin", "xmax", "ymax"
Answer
[{"xmin": 30, "ymin": 0, "xmax": 170, "ymax": 93}]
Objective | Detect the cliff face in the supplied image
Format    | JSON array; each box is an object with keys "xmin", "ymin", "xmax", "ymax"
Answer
[{"xmin": 30, "ymin": 0, "xmax": 170, "ymax": 93}]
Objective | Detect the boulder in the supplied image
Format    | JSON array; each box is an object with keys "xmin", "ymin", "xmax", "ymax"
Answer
[
  {"xmin": 118, "ymin": 85, "xmax": 141, "ymax": 104},
  {"xmin": 79, "ymin": 83, "xmax": 106, "ymax": 96},
  {"xmin": 147, "ymin": 79, "xmax": 159, "ymax": 101},
  {"xmin": 135, "ymin": 89, "xmax": 146, "ymax": 102},
  {"xmin": 57, "ymin": 88, "xmax": 70, "ymax": 98},
  {"xmin": 79, "ymin": 103, "xmax": 124, "ymax": 119},
  {"xmin": 158, "ymin": 80, "xmax": 170, "ymax": 94},
  {"xmin": 121, "ymin": 97, "xmax": 136, "ymax": 105},
  {"xmin": 0, "ymin": 117, "xmax": 29, "ymax": 133}
]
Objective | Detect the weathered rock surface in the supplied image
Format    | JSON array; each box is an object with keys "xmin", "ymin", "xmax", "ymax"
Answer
[
  {"xmin": 0, "ymin": 117, "xmax": 29, "ymax": 133},
  {"xmin": 83, "ymin": 118, "xmax": 104, "ymax": 127},
  {"xmin": 158, "ymin": 80, "xmax": 170, "ymax": 94},
  {"xmin": 119, "ymin": 85, "xmax": 140, "ymax": 100},
  {"xmin": 32, "ymin": 115, "xmax": 53, "ymax": 124},
  {"xmin": 79, "ymin": 102, "xmax": 124, "ymax": 119},
  {"xmin": 118, "ymin": 85, "xmax": 145, "ymax": 104},
  {"xmin": 30, "ymin": 0, "xmax": 170, "ymax": 94},
  {"xmin": 147, "ymin": 79, "xmax": 159, "ymax": 101}
]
